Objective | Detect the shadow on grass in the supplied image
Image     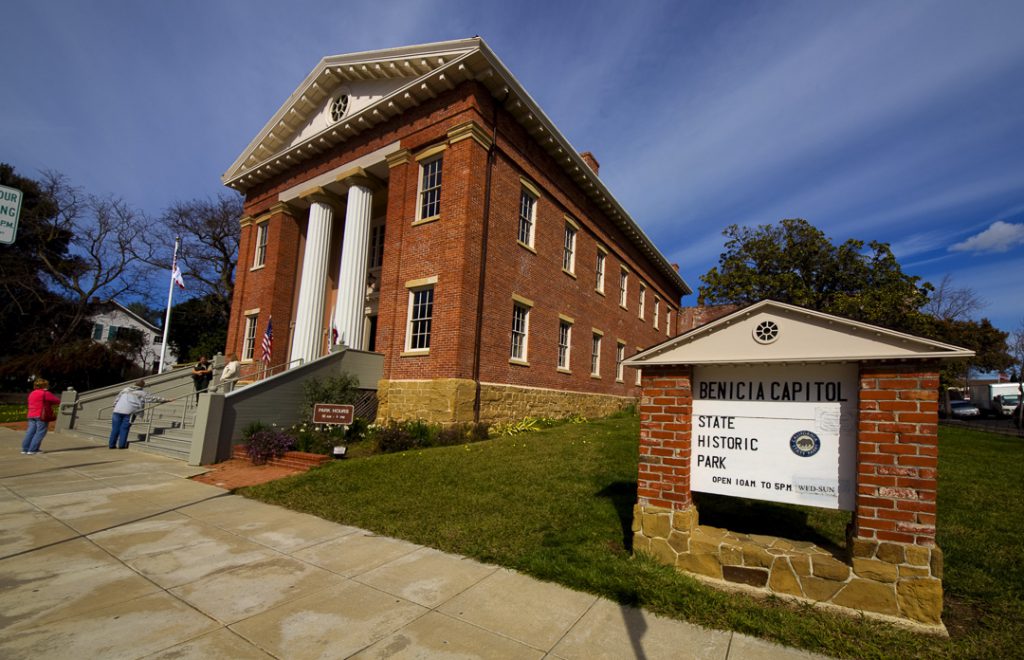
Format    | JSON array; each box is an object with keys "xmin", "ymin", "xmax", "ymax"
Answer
[
  {"xmin": 694, "ymin": 492, "xmax": 847, "ymax": 556},
  {"xmin": 597, "ymin": 480, "xmax": 638, "ymax": 554}
]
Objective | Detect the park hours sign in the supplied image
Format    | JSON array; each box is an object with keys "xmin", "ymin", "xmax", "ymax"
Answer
[
  {"xmin": 0, "ymin": 185, "xmax": 23, "ymax": 245},
  {"xmin": 691, "ymin": 363, "xmax": 858, "ymax": 510}
]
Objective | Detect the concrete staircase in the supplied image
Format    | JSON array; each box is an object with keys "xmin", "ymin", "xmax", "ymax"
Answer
[{"xmin": 67, "ymin": 400, "xmax": 197, "ymax": 461}]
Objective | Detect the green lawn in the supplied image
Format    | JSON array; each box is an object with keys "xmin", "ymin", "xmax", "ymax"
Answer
[
  {"xmin": 0, "ymin": 404, "xmax": 27, "ymax": 423},
  {"xmin": 242, "ymin": 415, "xmax": 1023, "ymax": 659}
]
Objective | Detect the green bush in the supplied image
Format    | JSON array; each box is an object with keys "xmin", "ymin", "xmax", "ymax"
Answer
[
  {"xmin": 299, "ymin": 372, "xmax": 361, "ymax": 424},
  {"xmin": 372, "ymin": 420, "xmax": 490, "ymax": 454}
]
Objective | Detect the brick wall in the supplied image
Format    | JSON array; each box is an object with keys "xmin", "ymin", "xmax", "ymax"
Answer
[
  {"xmin": 226, "ymin": 79, "xmax": 688, "ymax": 409},
  {"xmin": 855, "ymin": 363, "xmax": 940, "ymax": 546}
]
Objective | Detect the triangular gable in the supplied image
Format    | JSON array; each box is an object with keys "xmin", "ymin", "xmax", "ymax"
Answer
[
  {"xmin": 625, "ymin": 300, "xmax": 974, "ymax": 366},
  {"xmin": 222, "ymin": 39, "xmax": 482, "ymax": 187}
]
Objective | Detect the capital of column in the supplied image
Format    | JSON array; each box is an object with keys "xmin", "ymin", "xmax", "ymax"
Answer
[{"xmin": 299, "ymin": 187, "xmax": 343, "ymax": 212}]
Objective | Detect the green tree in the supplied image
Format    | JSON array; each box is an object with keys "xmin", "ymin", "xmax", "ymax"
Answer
[
  {"xmin": 698, "ymin": 219, "xmax": 932, "ymax": 334},
  {"xmin": 167, "ymin": 294, "xmax": 229, "ymax": 362},
  {"xmin": 0, "ymin": 164, "xmax": 81, "ymax": 362}
]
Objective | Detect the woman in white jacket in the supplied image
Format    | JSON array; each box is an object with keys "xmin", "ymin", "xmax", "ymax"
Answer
[{"xmin": 108, "ymin": 380, "xmax": 168, "ymax": 449}]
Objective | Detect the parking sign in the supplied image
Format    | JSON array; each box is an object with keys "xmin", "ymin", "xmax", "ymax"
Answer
[{"xmin": 0, "ymin": 185, "xmax": 23, "ymax": 245}]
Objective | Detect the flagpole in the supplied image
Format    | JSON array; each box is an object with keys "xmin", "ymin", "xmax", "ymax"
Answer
[{"xmin": 158, "ymin": 237, "xmax": 180, "ymax": 372}]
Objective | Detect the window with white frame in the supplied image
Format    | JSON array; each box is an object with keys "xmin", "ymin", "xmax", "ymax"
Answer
[
  {"xmin": 510, "ymin": 301, "xmax": 530, "ymax": 362},
  {"xmin": 619, "ymin": 268, "xmax": 629, "ymax": 308},
  {"xmin": 653, "ymin": 298, "xmax": 661, "ymax": 330},
  {"xmin": 557, "ymin": 319, "xmax": 572, "ymax": 370},
  {"xmin": 666, "ymin": 310, "xmax": 672, "ymax": 336},
  {"xmin": 418, "ymin": 156, "xmax": 443, "ymax": 221},
  {"xmin": 518, "ymin": 187, "xmax": 536, "ymax": 247},
  {"xmin": 635, "ymin": 354, "xmax": 643, "ymax": 386},
  {"xmin": 616, "ymin": 342, "xmax": 625, "ymax": 382},
  {"xmin": 242, "ymin": 313, "xmax": 258, "ymax": 361},
  {"xmin": 406, "ymin": 285, "xmax": 435, "ymax": 351},
  {"xmin": 591, "ymin": 332, "xmax": 602, "ymax": 377},
  {"xmin": 595, "ymin": 249, "xmax": 606, "ymax": 293},
  {"xmin": 368, "ymin": 224, "xmax": 385, "ymax": 269},
  {"xmin": 563, "ymin": 221, "xmax": 577, "ymax": 274},
  {"xmin": 638, "ymin": 283, "xmax": 646, "ymax": 319},
  {"xmin": 253, "ymin": 221, "xmax": 268, "ymax": 269}
]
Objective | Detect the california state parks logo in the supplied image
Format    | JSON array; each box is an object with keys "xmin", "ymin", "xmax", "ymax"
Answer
[{"xmin": 790, "ymin": 430, "xmax": 821, "ymax": 457}]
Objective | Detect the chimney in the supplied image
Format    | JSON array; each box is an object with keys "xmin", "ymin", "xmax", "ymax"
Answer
[
  {"xmin": 672, "ymin": 263, "xmax": 680, "ymax": 272},
  {"xmin": 580, "ymin": 151, "xmax": 600, "ymax": 175}
]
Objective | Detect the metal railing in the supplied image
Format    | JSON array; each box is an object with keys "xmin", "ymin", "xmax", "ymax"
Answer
[{"xmin": 122, "ymin": 356, "xmax": 307, "ymax": 446}]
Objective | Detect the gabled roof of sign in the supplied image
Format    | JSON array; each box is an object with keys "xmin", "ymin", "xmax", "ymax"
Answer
[
  {"xmin": 222, "ymin": 37, "xmax": 690, "ymax": 295},
  {"xmin": 624, "ymin": 300, "xmax": 974, "ymax": 365}
]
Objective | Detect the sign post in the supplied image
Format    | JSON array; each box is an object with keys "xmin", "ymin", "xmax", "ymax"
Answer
[
  {"xmin": 313, "ymin": 403, "xmax": 355, "ymax": 459},
  {"xmin": 0, "ymin": 185, "xmax": 23, "ymax": 245}
]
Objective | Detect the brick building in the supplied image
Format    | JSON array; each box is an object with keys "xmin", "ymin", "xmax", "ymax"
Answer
[{"xmin": 222, "ymin": 38, "xmax": 691, "ymax": 423}]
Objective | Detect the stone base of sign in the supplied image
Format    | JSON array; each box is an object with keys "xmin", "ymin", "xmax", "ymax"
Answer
[
  {"xmin": 632, "ymin": 503, "xmax": 945, "ymax": 631},
  {"xmin": 376, "ymin": 378, "xmax": 635, "ymax": 424}
]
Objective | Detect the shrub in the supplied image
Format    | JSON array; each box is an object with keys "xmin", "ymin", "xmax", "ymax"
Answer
[
  {"xmin": 299, "ymin": 372, "xmax": 361, "ymax": 424},
  {"xmin": 372, "ymin": 420, "xmax": 491, "ymax": 454},
  {"xmin": 241, "ymin": 420, "xmax": 270, "ymax": 442},
  {"xmin": 245, "ymin": 428, "xmax": 295, "ymax": 465}
]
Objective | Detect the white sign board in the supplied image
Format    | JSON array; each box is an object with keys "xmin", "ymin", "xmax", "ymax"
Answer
[
  {"xmin": 0, "ymin": 185, "xmax": 22, "ymax": 245},
  {"xmin": 692, "ymin": 364, "xmax": 858, "ymax": 510}
]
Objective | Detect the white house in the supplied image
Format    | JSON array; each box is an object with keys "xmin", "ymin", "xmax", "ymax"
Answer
[{"xmin": 90, "ymin": 300, "xmax": 176, "ymax": 373}]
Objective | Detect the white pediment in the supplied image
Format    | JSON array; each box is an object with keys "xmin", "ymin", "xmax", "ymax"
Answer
[
  {"xmin": 287, "ymin": 78, "xmax": 414, "ymax": 149},
  {"xmin": 626, "ymin": 300, "xmax": 974, "ymax": 366}
]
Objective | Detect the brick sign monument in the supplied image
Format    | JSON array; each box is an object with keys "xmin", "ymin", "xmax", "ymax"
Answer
[{"xmin": 624, "ymin": 300, "xmax": 972, "ymax": 630}]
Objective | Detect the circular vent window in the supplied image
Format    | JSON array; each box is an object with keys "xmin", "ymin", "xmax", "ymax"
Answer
[
  {"xmin": 753, "ymin": 320, "xmax": 779, "ymax": 344},
  {"xmin": 330, "ymin": 94, "xmax": 349, "ymax": 122}
]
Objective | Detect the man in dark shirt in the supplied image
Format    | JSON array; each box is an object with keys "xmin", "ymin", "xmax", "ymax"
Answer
[{"xmin": 191, "ymin": 356, "xmax": 213, "ymax": 404}]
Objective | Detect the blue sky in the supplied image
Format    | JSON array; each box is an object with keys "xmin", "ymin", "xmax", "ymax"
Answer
[{"xmin": 4, "ymin": 0, "xmax": 1023, "ymax": 333}]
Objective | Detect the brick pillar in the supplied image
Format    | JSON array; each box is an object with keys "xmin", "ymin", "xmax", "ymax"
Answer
[
  {"xmin": 855, "ymin": 363, "xmax": 940, "ymax": 546},
  {"xmin": 632, "ymin": 364, "xmax": 700, "ymax": 563},
  {"xmin": 637, "ymin": 365, "xmax": 694, "ymax": 510}
]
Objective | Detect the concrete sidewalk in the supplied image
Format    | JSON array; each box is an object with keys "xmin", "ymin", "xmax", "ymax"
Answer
[{"xmin": 0, "ymin": 428, "xmax": 827, "ymax": 659}]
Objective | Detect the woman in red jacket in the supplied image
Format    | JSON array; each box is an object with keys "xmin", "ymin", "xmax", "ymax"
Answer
[{"xmin": 22, "ymin": 378, "xmax": 60, "ymax": 454}]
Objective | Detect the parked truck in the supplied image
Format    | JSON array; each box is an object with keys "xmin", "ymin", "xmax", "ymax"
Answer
[{"xmin": 968, "ymin": 383, "xmax": 1023, "ymax": 417}]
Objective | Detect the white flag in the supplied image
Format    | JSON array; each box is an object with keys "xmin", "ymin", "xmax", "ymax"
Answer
[{"xmin": 172, "ymin": 258, "xmax": 185, "ymax": 290}]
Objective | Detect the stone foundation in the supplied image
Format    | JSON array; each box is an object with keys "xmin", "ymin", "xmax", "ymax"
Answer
[
  {"xmin": 633, "ymin": 504, "xmax": 944, "ymax": 629},
  {"xmin": 376, "ymin": 378, "xmax": 635, "ymax": 424}
]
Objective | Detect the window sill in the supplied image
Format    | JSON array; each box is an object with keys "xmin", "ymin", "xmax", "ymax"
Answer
[
  {"xmin": 591, "ymin": 374, "xmax": 601, "ymax": 380},
  {"xmin": 400, "ymin": 350, "xmax": 430, "ymax": 357},
  {"xmin": 412, "ymin": 215, "xmax": 440, "ymax": 227},
  {"xmin": 616, "ymin": 378, "xmax": 624, "ymax": 384},
  {"xmin": 562, "ymin": 268, "xmax": 577, "ymax": 279},
  {"xmin": 250, "ymin": 264, "xmax": 266, "ymax": 272},
  {"xmin": 595, "ymin": 289, "xmax": 605, "ymax": 297},
  {"xmin": 557, "ymin": 367, "xmax": 571, "ymax": 374},
  {"xmin": 517, "ymin": 240, "xmax": 536, "ymax": 254},
  {"xmin": 619, "ymin": 304, "xmax": 628, "ymax": 310},
  {"xmin": 509, "ymin": 358, "xmax": 530, "ymax": 367}
]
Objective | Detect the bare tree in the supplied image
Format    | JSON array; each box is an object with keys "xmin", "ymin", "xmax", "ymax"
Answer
[
  {"xmin": 923, "ymin": 274, "xmax": 986, "ymax": 321},
  {"xmin": 34, "ymin": 171, "xmax": 155, "ymax": 342},
  {"xmin": 145, "ymin": 195, "xmax": 242, "ymax": 322}
]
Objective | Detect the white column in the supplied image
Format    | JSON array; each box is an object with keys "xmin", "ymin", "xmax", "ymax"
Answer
[
  {"xmin": 289, "ymin": 198, "xmax": 334, "ymax": 365},
  {"xmin": 332, "ymin": 180, "xmax": 373, "ymax": 349}
]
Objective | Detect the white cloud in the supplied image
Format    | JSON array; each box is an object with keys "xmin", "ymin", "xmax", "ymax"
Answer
[{"xmin": 949, "ymin": 221, "xmax": 1024, "ymax": 254}]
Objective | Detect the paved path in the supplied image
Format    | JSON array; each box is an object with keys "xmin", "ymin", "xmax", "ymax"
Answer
[{"xmin": 0, "ymin": 428, "xmax": 828, "ymax": 659}]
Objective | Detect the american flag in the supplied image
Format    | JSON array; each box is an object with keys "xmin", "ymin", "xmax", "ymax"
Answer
[{"xmin": 261, "ymin": 317, "xmax": 273, "ymax": 364}]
